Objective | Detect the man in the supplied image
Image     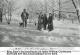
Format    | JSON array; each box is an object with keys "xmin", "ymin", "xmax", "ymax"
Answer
[
  {"xmin": 43, "ymin": 14, "xmax": 47, "ymax": 30},
  {"xmin": 47, "ymin": 13, "xmax": 54, "ymax": 31},
  {"xmin": 21, "ymin": 9, "xmax": 29, "ymax": 27},
  {"xmin": 0, "ymin": 9, "xmax": 3, "ymax": 23}
]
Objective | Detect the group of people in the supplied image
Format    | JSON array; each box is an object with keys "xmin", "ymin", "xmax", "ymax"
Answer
[
  {"xmin": 0, "ymin": 8, "xmax": 54, "ymax": 31},
  {"xmin": 21, "ymin": 9, "xmax": 54, "ymax": 31},
  {"xmin": 37, "ymin": 12, "xmax": 54, "ymax": 31}
]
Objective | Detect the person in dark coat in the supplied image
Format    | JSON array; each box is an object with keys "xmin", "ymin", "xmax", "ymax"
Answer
[
  {"xmin": 47, "ymin": 13, "xmax": 54, "ymax": 31},
  {"xmin": 37, "ymin": 12, "xmax": 44, "ymax": 31},
  {"xmin": 37, "ymin": 13, "xmax": 41, "ymax": 30},
  {"xmin": 0, "ymin": 9, "xmax": 3, "ymax": 23},
  {"xmin": 43, "ymin": 14, "xmax": 47, "ymax": 30},
  {"xmin": 41, "ymin": 14, "xmax": 44, "ymax": 29},
  {"xmin": 21, "ymin": 9, "xmax": 29, "ymax": 27}
]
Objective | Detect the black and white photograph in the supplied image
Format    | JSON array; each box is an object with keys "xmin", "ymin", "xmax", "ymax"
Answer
[{"xmin": 0, "ymin": 0, "xmax": 80, "ymax": 47}]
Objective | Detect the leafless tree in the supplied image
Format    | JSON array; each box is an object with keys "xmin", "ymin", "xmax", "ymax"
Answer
[
  {"xmin": 1, "ymin": 0, "xmax": 18, "ymax": 24},
  {"xmin": 71, "ymin": 0, "xmax": 80, "ymax": 23}
]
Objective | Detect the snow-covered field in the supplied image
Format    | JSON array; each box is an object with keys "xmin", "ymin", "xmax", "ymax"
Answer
[{"xmin": 0, "ymin": 19, "xmax": 80, "ymax": 47}]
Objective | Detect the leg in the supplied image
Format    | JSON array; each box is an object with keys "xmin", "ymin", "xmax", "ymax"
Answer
[
  {"xmin": 50, "ymin": 23, "xmax": 54, "ymax": 31},
  {"xmin": 37, "ymin": 23, "xmax": 39, "ymax": 30},
  {"xmin": 44, "ymin": 24, "xmax": 46, "ymax": 30},
  {"xmin": 25, "ymin": 20, "xmax": 27, "ymax": 27},
  {"xmin": 0, "ymin": 18, "xmax": 1, "ymax": 22},
  {"xmin": 37, "ymin": 23, "xmax": 41, "ymax": 31},
  {"xmin": 1, "ymin": 17, "xmax": 2, "ymax": 22},
  {"xmin": 37, "ymin": 22, "xmax": 40, "ymax": 30},
  {"xmin": 23, "ymin": 20, "xmax": 25, "ymax": 27}
]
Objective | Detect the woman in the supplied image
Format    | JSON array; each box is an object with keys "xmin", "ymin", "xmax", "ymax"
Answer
[{"xmin": 47, "ymin": 13, "xmax": 54, "ymax": 31}]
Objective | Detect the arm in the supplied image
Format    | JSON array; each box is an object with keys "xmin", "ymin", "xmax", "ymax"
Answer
[
  {"xmin": 26, "ymin": 12, "xmax": 29, "ymax": 16},
  {"xmin": 21, "ymin": 12, "xmax": 23, "ymax": 18},
  {"xmin": 26, "ymin": 12, "xmax": 29, "ymax": 19}
]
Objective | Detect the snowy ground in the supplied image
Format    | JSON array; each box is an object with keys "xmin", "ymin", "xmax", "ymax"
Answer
[{"xmin": 0, "ymin": 19, "xmax": 80, "ymax": 47}]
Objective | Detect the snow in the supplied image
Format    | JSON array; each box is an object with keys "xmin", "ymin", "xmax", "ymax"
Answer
[{"xmin": 0, "ymin": 19, "xmax": 80, "ymax": 47}]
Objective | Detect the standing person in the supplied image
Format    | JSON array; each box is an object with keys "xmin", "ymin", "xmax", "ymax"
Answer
[
  {"xmin": 21, "ymin": 9, "xmax": 29, "ymax": 27},
  {"xmin": 41, "ymin": 14, "xmax": 44, "ymax": 29},
  {"xmin": 37, "ymin": 12, "xmax": 42, "ymax": 30},
  {"xmin": 47, "ymin": 13, "xmax": 54, "ymax": 31},
  {"xmin": 0, "ymin": 8, "xmax": 3, "ymax": 23},
  {"xmin": 43, "ymin": 13, "xmax": 47, "ymax": 30},
  {"xmin": 37, "ymin": 12, "xmax": 44, "ymax": 31}
]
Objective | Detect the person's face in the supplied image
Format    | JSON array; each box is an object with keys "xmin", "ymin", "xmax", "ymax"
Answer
[{"xmin": 23, "ymin": 9, "xmax": 26, "ymax": 12}]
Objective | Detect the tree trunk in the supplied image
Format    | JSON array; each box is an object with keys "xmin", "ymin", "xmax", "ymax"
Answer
[{"xmin": 71, "ymin": 0, "xmax": 80, "ymax": 23}]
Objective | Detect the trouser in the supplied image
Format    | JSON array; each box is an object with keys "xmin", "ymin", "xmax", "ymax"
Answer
[
  {"xmin": 22, "ymin": 18, "xmax": 27, "ymax": 27},
  {"xmin": 37, "ymin": 23, "xmax": 41, "ymax": 30},
  {"xmin": 37, "ymin": 22, "xmax": 43, "ymax": 31},
  {"xmin": 0, "ymin": 17, "xmax": 2, "ymax": 22},
  {"xmin": 48, "ymin": 23, "xmax": 53, "ymax": 31},
  {"xmin": 43, "ymin": 24, "xmax": 47, "ymax": 30}
]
